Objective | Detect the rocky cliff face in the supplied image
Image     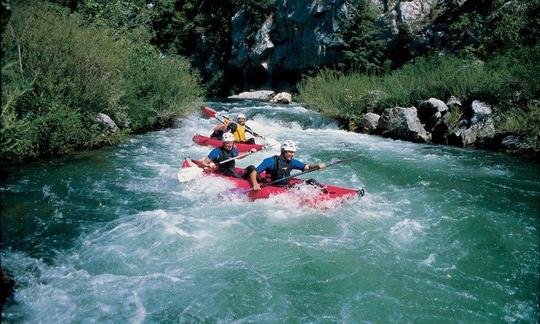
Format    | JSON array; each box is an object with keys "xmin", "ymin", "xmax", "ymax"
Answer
[{"xmin": 228, "ymin": 0, "xmax": 467, "ymax": 89}]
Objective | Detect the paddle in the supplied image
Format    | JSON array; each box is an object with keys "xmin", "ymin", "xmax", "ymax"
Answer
[
  {"xmin": 177, "ymin": 151, "xmax": 258, "ymax": 183},
  {"xmin": 228, "ymin": 156, "xmax": 362, "ymax": 195},
  {"xmin": 201, "ymin": 106, "xmax": 278, "ymax": 146}
]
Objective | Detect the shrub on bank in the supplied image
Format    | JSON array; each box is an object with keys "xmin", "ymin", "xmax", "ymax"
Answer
[
  {"xmin": 1, "ymin": 1, "xmax": 203, "ymax": 163},
  {"xmin": 298, "ymin": 51, "xmax": 539, "ymax": 137}
]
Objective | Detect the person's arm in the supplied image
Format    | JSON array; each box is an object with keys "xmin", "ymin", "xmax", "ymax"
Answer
[
  {"xmin": 298, "ymin": 160, "xmax": 325, "ymax": 171},
  {"xmin": 250, "ymin": 158, "xmax": 274, "ymax": 190},
  {"xmin": 200, "ymin": 149, "xmax": 219, "ymax": 169},
  {"xmin": 213, "ymin": 124, "xmax": 226, "ymax": 131},
  {"xmin": 199, "ymin": 157, "xmax": 216, "ymax": 170},
  {"xmin": 249, "ymin": 169, "xmax": 261, "ymax": 191},
  {"xmin": 237, "ymin": 148, "xmax": 257, "ymax": 159}
]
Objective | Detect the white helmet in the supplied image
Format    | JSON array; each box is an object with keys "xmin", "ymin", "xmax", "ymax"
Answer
[
  {"xmin": 237, "ymin": 113, "xmax": 246, "ymax": 120},
  {"xmin": 281, "ymin": 140, "xmax": 297, "ymax": 152},
  {"xmin": 222, "ymin": 132, "xmax": 235, "ymax": 142}
]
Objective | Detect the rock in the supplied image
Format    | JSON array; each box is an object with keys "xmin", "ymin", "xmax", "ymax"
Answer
[
  {"xmin": 431, "ymin": 112, "xmax": 452, "ymax": 144},
  {"xmin": 417, "ymin": 98, "xmax": 448, "ymax": 131},
  {"xmin": 228, "ymin": 90, "xmax": 275, "ymax": 101},
  {"xmin": 500, "ymin": 135, "xmax": 539, "ymax": 152},
  {"xmin": 378, "ymin": 106, "xmax": 430, "ymax": 143},
  {"xmin": 446, "ymin": 96, "xmax": 462, "ymax": 109},
  {"xmin": 467, "ymin": 100, "xmax": 492, "ymax": 124},
  {"xmin": 95, "ymin": 113, "xmax": 118, "ymax": 133},
  {"xmin": 398, "ymin": 0, "xmax": 435, "ymax": 27},
  {"xmin": 448, "ymin": 117, "xmax": 496, "ymax": 147},
  {"xmin": 271, "ymin": 92, "xmax": 292, "ymax": 104},
  {"xmin": 358, "ymin": 112, "xmax": 380, "ymax": 133}
]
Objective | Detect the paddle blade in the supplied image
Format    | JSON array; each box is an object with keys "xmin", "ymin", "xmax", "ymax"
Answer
[
  {"xmin": 201, "ymin": 106, "xmax": 218, "ymax": 118},
  {"xmin": 177, "ymin": 165, "xmax": 203, "ymax": 183}
]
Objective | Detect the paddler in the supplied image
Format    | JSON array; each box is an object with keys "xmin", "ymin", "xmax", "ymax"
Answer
[
  {"xmin": 229, "ymin": 113, "xmax": 257, "ymax": 144},
  {"xmin": 248, "ymin": 140, "xmax": 325, "ymax": 191},
  {"xmin": 199, "ymin": 132, "xmax": 257, "ymax": 179},
  {"xmin": 210, "ymin": 122, "xmax": 237, "ymax": 140}
]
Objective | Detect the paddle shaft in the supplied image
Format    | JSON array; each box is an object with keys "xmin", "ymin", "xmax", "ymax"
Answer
[
  {"xmin": 219, "ymin": 150, "xmax": 255, "ymax": 164},
  {"xmin": 261, "ymin": 157, "xmax": 358, "ymax": 188}
]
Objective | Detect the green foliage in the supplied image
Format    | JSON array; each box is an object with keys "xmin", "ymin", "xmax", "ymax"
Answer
[
  {"xmin": 448, "ymin": 0, "xmax": 540, "ymax": 57},
  {"xmin": 499, "ymin": 101, "xmax": 540, "ymax": 137},
  {"xmin": 119, "ymin": 39, "xmax": 203, "ymax": 131},
  {"xmin": 299, "ymin": 52, "xmax": 539, "ymax": 131},
  {"xmin": 148, "ymin": 0, "xmax": 274, "ymax": 96},
  {"xmin": 338, "ymin": 0, "xmax": 390, "ymax": 73},
  {"xmin": 1, "ymin": 0, "xmax": 202, "ymax": 163}
]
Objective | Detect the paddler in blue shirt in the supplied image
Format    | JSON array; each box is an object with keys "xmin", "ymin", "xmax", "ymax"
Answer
[
  {"xmin": 248, "ymin": 140, "xmax": 325, "ymax": 190},
  {"xmin": 199, "ymin": 132, "xmax": 257, "ymax": 178}
]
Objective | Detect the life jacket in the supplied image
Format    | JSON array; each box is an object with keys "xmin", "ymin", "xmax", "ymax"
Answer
[
  {"xmin": 267, "ymin": 155, "xmax": 293, "ymax": 186},
  {"xmin": 212, "ymin": 147, "xmax": 236, "ymax": 172},
  {"xmin": 233, "ymin": 124, "xmax": 246, "ymax": 142}
]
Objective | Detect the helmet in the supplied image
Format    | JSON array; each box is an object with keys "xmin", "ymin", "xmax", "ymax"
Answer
[
  {"xmin": 281, "ymin": 140, "xmax": 297, "ymax": 152},
  {"xmin": 237, "ymin": 113, "xmax": 246, "ymax": 120},
  {"xmin": 222, "ymin": 132, "xmax": 235, "ymax": 142}
]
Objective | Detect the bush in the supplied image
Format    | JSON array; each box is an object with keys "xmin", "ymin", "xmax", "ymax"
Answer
[
  {"xmin": 1, "ymin": 1, "xmax": 202, "ymax": 163},
  {"xmin": 299, "ymin": 52, "xmax": 537, "ymax": 124}
]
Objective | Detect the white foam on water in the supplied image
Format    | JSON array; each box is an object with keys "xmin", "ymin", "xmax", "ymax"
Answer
[{"xmin": 389, "ymin": 218, "xmax": 425, "ymax": 246}]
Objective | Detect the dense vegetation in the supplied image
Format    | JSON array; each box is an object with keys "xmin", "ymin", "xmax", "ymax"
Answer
[
  {"xmin": 1, "ymin": 1, "xmax": 203, "ymax": 163},
  {"xmin": 299, "ymin": 0, "xmax": 540, "ymax": 138},
  {"xmin": 2, "ymin": 0, "xmax": 539, "ymax": 163}
]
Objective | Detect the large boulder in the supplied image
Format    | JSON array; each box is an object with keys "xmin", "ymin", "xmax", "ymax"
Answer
[
  {"xmin": 467, "ymin": 100, "xmax": 492, "ymax": 124},
  {"xmin": 358, "ymin": 112, "xmax": 380, "ymax": 133},
  {"xmin": 378, "ymin": 106, "xmax": 430, "ymax": 143},
  {"xmin": 95, "ymin": 113, "xmax": 118, "ymax": 133},
  {"xmin": 448, "ymin": 117, "xmax": 496, "ymax": 147},
  {"xmin": 228, "ymin": 90, "xmax": 275, "ymax": 101},
  {"xmin": 271, "ymin": 92, "xmax": 292, "ymax": 104},
  {"xmin": 417, "ymin": 97, "xmax": 448, "ymax": 131}
]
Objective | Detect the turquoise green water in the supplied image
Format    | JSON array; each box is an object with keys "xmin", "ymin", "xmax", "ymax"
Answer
[{"xmin": 1, "ymin": 101, "xmax": 539, "ymax": 323}]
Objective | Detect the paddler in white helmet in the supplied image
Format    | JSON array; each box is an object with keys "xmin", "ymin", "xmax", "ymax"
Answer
[
  {"xmin": 227, "ymin": 113, "xmax": 257, "ymax": 145},
  {"xmin": 199, "ymin": 132, "xmax": 257, "ymax": 178},
  {"xmin": 248, "ymin": 140, "xmax": 325, "ymax": 191}
]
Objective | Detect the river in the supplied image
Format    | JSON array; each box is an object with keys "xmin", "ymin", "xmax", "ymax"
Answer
[{"xmin": 1, "ymin": 100, "xmax": 539, "ymax": 323}]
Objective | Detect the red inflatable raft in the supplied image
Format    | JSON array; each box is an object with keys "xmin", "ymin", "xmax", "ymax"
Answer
[
  {"xmin": 192, "ymin": 135, "xmax": 265, "ymax": 153},
  {"xmin": 183, "ymin": 159, "xmax": 361, "ymax": 206}
]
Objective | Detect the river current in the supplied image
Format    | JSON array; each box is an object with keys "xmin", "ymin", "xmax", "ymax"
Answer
[{"xmin": 1, "ymin": 100, "xmax": 539, "ymax": 322}]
